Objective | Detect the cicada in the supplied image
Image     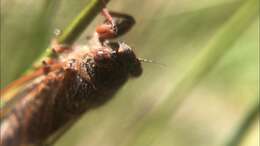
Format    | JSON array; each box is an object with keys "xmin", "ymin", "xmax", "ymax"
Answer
[{"xmin": 0, "ymin": 8, "xmax": 142, "ymax": 146}]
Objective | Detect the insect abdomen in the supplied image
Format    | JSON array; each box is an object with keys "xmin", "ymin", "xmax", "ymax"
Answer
[{"xmin": 0, "ymin": 66, "xmax": 121, "ymax": 146}]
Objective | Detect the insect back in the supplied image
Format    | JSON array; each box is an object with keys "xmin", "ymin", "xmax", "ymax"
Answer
[{"xmin": 0, "ymin": 10, "xmax": 142, "ymax": 146}]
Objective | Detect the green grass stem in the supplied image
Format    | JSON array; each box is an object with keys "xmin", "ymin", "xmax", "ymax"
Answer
[
  {"xmin": 30, "ymin": 0, "xmax": 110, "ymax": 72},
  {"xmin": 226, "ymin": 101, "xmax": 259, "ymax": 146},
  {"xmin": 124, "ymin": 0, "xmax": 258, "ymax": 145}
]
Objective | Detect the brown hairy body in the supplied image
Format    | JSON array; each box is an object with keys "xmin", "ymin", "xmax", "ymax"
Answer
[{"xmin": 0, "ymin": 9, "xmax": 140, "ymax": 146}]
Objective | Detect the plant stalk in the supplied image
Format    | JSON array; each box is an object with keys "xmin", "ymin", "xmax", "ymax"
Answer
[
  {"xmin": 124, "ymin": 0, "xmax": 258, "ymax": 145},
  {"xmin": 31, "ymin": 0, "xmax": 110, "ymax": 71},
  {"xmin": 226, "ymin": 101, "xmax": 259, "ymax": 146}
]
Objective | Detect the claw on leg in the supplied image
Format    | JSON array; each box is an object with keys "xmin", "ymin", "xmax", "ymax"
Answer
[{"xmin": 51, "ymin": 39, "xmax": 71, "ymax": 54}]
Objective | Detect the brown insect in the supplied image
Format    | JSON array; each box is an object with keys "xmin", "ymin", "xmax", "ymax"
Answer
[{"xmin": 0, "ymin": 8, "xmax": 141, "ymax": 146}]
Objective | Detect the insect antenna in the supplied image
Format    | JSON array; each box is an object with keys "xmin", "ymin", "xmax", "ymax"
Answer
[{"xmin": 138, "ymin": 57, "xmax": 166, "ymax": 67}]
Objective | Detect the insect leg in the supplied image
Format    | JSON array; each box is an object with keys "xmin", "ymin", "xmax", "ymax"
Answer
[
  {"xmin": 96, "ymin": 10, "xmax": 135, "ymax": 41},
  {"xmin": 101, "ymin": 8, "xmax": 115, "ymax": 26},
  {"xmin": 39, "ymin": 38, "xmax": 72, "ymax": 74},
  {"xmin": 51, "ymin": 39, "xmax": 72, "ymax": 54},
  {"xmin": 108, "ymin": 11, "xmax": 135, "ymax": 37}
]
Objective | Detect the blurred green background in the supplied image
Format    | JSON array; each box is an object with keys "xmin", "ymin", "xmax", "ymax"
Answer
[{"xmin": 0, "ymin": 0, "xmax": 259, "ymax": 146}]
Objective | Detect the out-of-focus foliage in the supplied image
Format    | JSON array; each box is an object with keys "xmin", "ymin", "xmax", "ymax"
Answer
[{"xmin": 0, "ymin": 0, "xmax": 258, "ymax": 146}]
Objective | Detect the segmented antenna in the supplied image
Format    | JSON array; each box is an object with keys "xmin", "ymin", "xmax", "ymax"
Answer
[{"xmin": 138, "ymin": 58, "xmax": 166, "ymax": 67}]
